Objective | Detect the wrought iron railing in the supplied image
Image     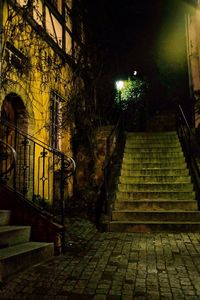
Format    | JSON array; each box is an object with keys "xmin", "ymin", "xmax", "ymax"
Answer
[
  {"xmin": 0, "ymin": 119, "xmax": 76, "ymax": 251},
  {"xmin": 177, "ymin": 104, "xmax": 200, "ymax": 209},
  {"xmin": 0, "ymin": 139, "xmax": 17, "ymax": 178}
]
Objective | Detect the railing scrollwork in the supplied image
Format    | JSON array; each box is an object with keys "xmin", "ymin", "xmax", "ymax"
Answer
[
  {"xmin": 0, "ymin": 119, "xmax": 76, "ymax": 252},
  {"xmin": 0, "ymin": 138, "xmax": 17, "ymax": 177}
]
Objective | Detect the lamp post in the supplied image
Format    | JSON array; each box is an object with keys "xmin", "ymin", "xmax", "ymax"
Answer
[{"xmin": 115, "ymin": 80, "xmax": 124, "ymax": 129}]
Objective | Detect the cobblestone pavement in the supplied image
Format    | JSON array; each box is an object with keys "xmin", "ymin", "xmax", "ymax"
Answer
[{"xmin": 1, "ymin": 218, "xmax": 200, "ymax": 299}]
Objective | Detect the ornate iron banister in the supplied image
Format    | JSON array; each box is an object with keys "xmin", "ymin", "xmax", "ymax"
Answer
[
  {"xmin": 0, "ymin": 118, "xmax": 76, "ymax": 251},
  {"xmin": 177, "ymin": 104, "xmax": 200, "ymax": 209},
  {"xmin": 1, "ymin": 118, "xmax": 68, "ymax": 155},
  {"xmin": 0, "ymin": 139, "xmax": 17, "ymax": 176}
]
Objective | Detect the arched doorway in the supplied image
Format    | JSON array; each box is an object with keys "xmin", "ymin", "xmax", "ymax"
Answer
[
  {"xmin": 1, "ymin": 93, "xmax": 28, "ymax": 129},
  {"xmin": 0, "ymin": 93, "xmax": 29, "ymax": 194}
]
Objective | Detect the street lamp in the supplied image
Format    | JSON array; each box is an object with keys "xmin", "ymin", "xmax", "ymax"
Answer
[
  {"xmin": 115, "ymin": 80, "xmax": 124, "ymax": 129},
  {"xmin": 116, "ymin": 80, "xmax": 124, "ymax": 92},
  {"xmin": 115, "ymin": 80, "xmax": 124, "ymax": 104}
]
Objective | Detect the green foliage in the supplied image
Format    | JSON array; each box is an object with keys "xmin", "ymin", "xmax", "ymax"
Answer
[{"xmin": 115, "ymin": 77, "xmax": 148, "ymax": 110}]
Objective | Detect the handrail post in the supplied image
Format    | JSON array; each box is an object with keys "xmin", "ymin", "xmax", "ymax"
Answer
[
  {"xmin": 60, "ymin": 153, "xmax": 66, "ymax": 253},
  {"xmin": 188, "ymin": 128, "xmax": 192, "ymax": 163}
]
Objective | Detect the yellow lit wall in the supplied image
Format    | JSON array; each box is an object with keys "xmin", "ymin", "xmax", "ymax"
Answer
[{"xmin": 0, "ymin": 0, "xmax": 74, "ymax": 204}]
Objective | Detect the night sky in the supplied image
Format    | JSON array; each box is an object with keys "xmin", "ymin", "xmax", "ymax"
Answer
[
  {"xmin": 85, "ymin": 0, "xmax": 192, "ymax": 111},
  {"xmin": 85, "ymin": 1, "xmax": 170, "ymax": 74}
]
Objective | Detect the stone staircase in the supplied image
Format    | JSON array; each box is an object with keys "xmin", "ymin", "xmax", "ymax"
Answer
[
  {"xmin": 109, "ymin": 131, "xmax": 200, "ymax": 232},
  {"xmin": 0, "ymin": 210, "xmax": 54, "ymax": 280}
]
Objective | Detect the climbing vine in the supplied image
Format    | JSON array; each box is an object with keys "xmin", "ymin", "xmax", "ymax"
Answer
[{"xmin": 0, "ymin": 0, "xmax": 108, "ymax": 218}]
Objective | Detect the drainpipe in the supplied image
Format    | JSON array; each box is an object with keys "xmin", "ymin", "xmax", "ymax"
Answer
[{"xmin": 0, "ymin": 0, "xmax": 3, "ymax": 91}]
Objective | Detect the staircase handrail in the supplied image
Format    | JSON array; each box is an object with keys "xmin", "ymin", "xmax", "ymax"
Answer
[
  {"xmin": 1, "ymin": 118, "xmax": 66, "ymax": 153},
  {"xmin": 177, "ymin": 104, "xmax": 200, "ymax": 209},
  {"xmin": 178, "ymin": 105, "xmax": 191, "ymax": 131},
  {"xmin": 0, "ymin": 139, "xmax": 17, "ymax": 176},
  {"xmin": 0, "ymin": 118, "xmax": 76, "ymax": 253},
  {"xmin": 0, "ymin": 118, "xmax": 76, "ymax": 176},
  {"xmin": 105, "ymin": 117, "xmax": 121, "ymax": 165}
]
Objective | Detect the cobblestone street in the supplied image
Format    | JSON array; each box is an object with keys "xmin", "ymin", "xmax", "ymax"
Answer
[{"xmin": 1, "ymin": 218, "xmax": 200, "ymax": 300}]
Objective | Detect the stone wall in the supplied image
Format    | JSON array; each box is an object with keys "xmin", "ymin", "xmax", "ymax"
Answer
[
  {"xmin": 147, "ymin": 111, "xmax": 176, "ymax": 131},
  {"xmin": 68, "ymin": 125, "xmax": 115, "ymax": 220}
]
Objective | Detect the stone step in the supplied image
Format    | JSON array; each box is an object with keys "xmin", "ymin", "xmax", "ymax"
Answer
[
  {"xmin": 123, "ymin": 152, "xmax": 184, "ymax": 158},
  {"xmin": 0, "ymin": 226, "xmax": 31, "ymax": 247},
  {"xmin": 109, "ymin": 131, "xmax": 199, "ymax": 234},
  {"xmin": 127, "ymin": 132, "xmax": 177, "ymax": 136},
  {"xmin": 124, "ymin": 144, "xmax": 182, "ymax": 154},
  {"xmin": 126, "ymin": 137, "xmax": 179, "ymax": 142},
  {"xmin": 116, "ymin": 191, "xmax": 196, "ymax": 200},
  {"xmin": 114, "ymin": 200, "xmax": 198, "ymax": 211},
  {"xmin": 121, "ymin": 162, "xmax": 187, "ymax": 170},
  {"xmin": 0, "ymin": 241, "xmax": 54, "ymax": 280},
  {"xmin": 126, "ymin": 137, "xmax": 180, "ymax": 145},
  {"xmin": 122, "ymin": 157, "xmax": 185, "ymax": 164},
  {"xmin": 0, "ymin": 210, "xmax": 11, "ymax": 226},
  {"xmin": 126, "ymin": 132, "xmax": 177, "ymax": 137},
  {"xmin": 126, "ymin": 138, "xmax": 180, "ymax": 144},
  {"xmin": 125, "ymin": 141, "xmax": 181, "ymax": 150},
  {"xmin": 125, "ymin": 143, "xmax": 181, "ymax": 149},
  {"xmin": 120, "ymin": 169, "xmax": 189, "ymax": 176},
  {"xmin": 118, "ymin": 183, "xmax": 193, "ymax": 192},
  {"xmin": 119, "ymin": 175, "xmax": 191, "ymax": 184},
  {"xmin": 124, "ymin": 147, "xmax": 182, "ymax": 156},
  {"xmin": 126, "ymin": 134, "xmax": 178, "ymax": 139},
  {"xmin": 112, "ymin": 210, "xmax": 200, "ymax": 222},
  {"xmin": 108, "ymin": 221, "xmax": 200, "ymax": 233}
]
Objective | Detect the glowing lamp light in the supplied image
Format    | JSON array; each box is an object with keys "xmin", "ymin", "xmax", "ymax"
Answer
[{"xmin": 116, "ymin": 80, "xmax": 124, "ymax": 91}]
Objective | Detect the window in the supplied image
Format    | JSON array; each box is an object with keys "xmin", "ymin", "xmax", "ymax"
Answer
[
  {"xmin": 49, "ymin": 0, "xmax": 62, "ymax": 14},
  {"xmin": 45, "ymin": 6, "xmax": 63, "ymax": 47},
  {"xmin": 49, "ymin": 91, "xmax": 62, "ymax": 149},
  {"xmin": 15, "ymin": 0, "xmax": 73, "ymax": 54},
  {"xmin": 65, "ymin": 30, "xmax": 72, "ymax": 54},
  {"xmin": 5, "ymin": 42, "xmax": 29, "ymax": 75}
]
